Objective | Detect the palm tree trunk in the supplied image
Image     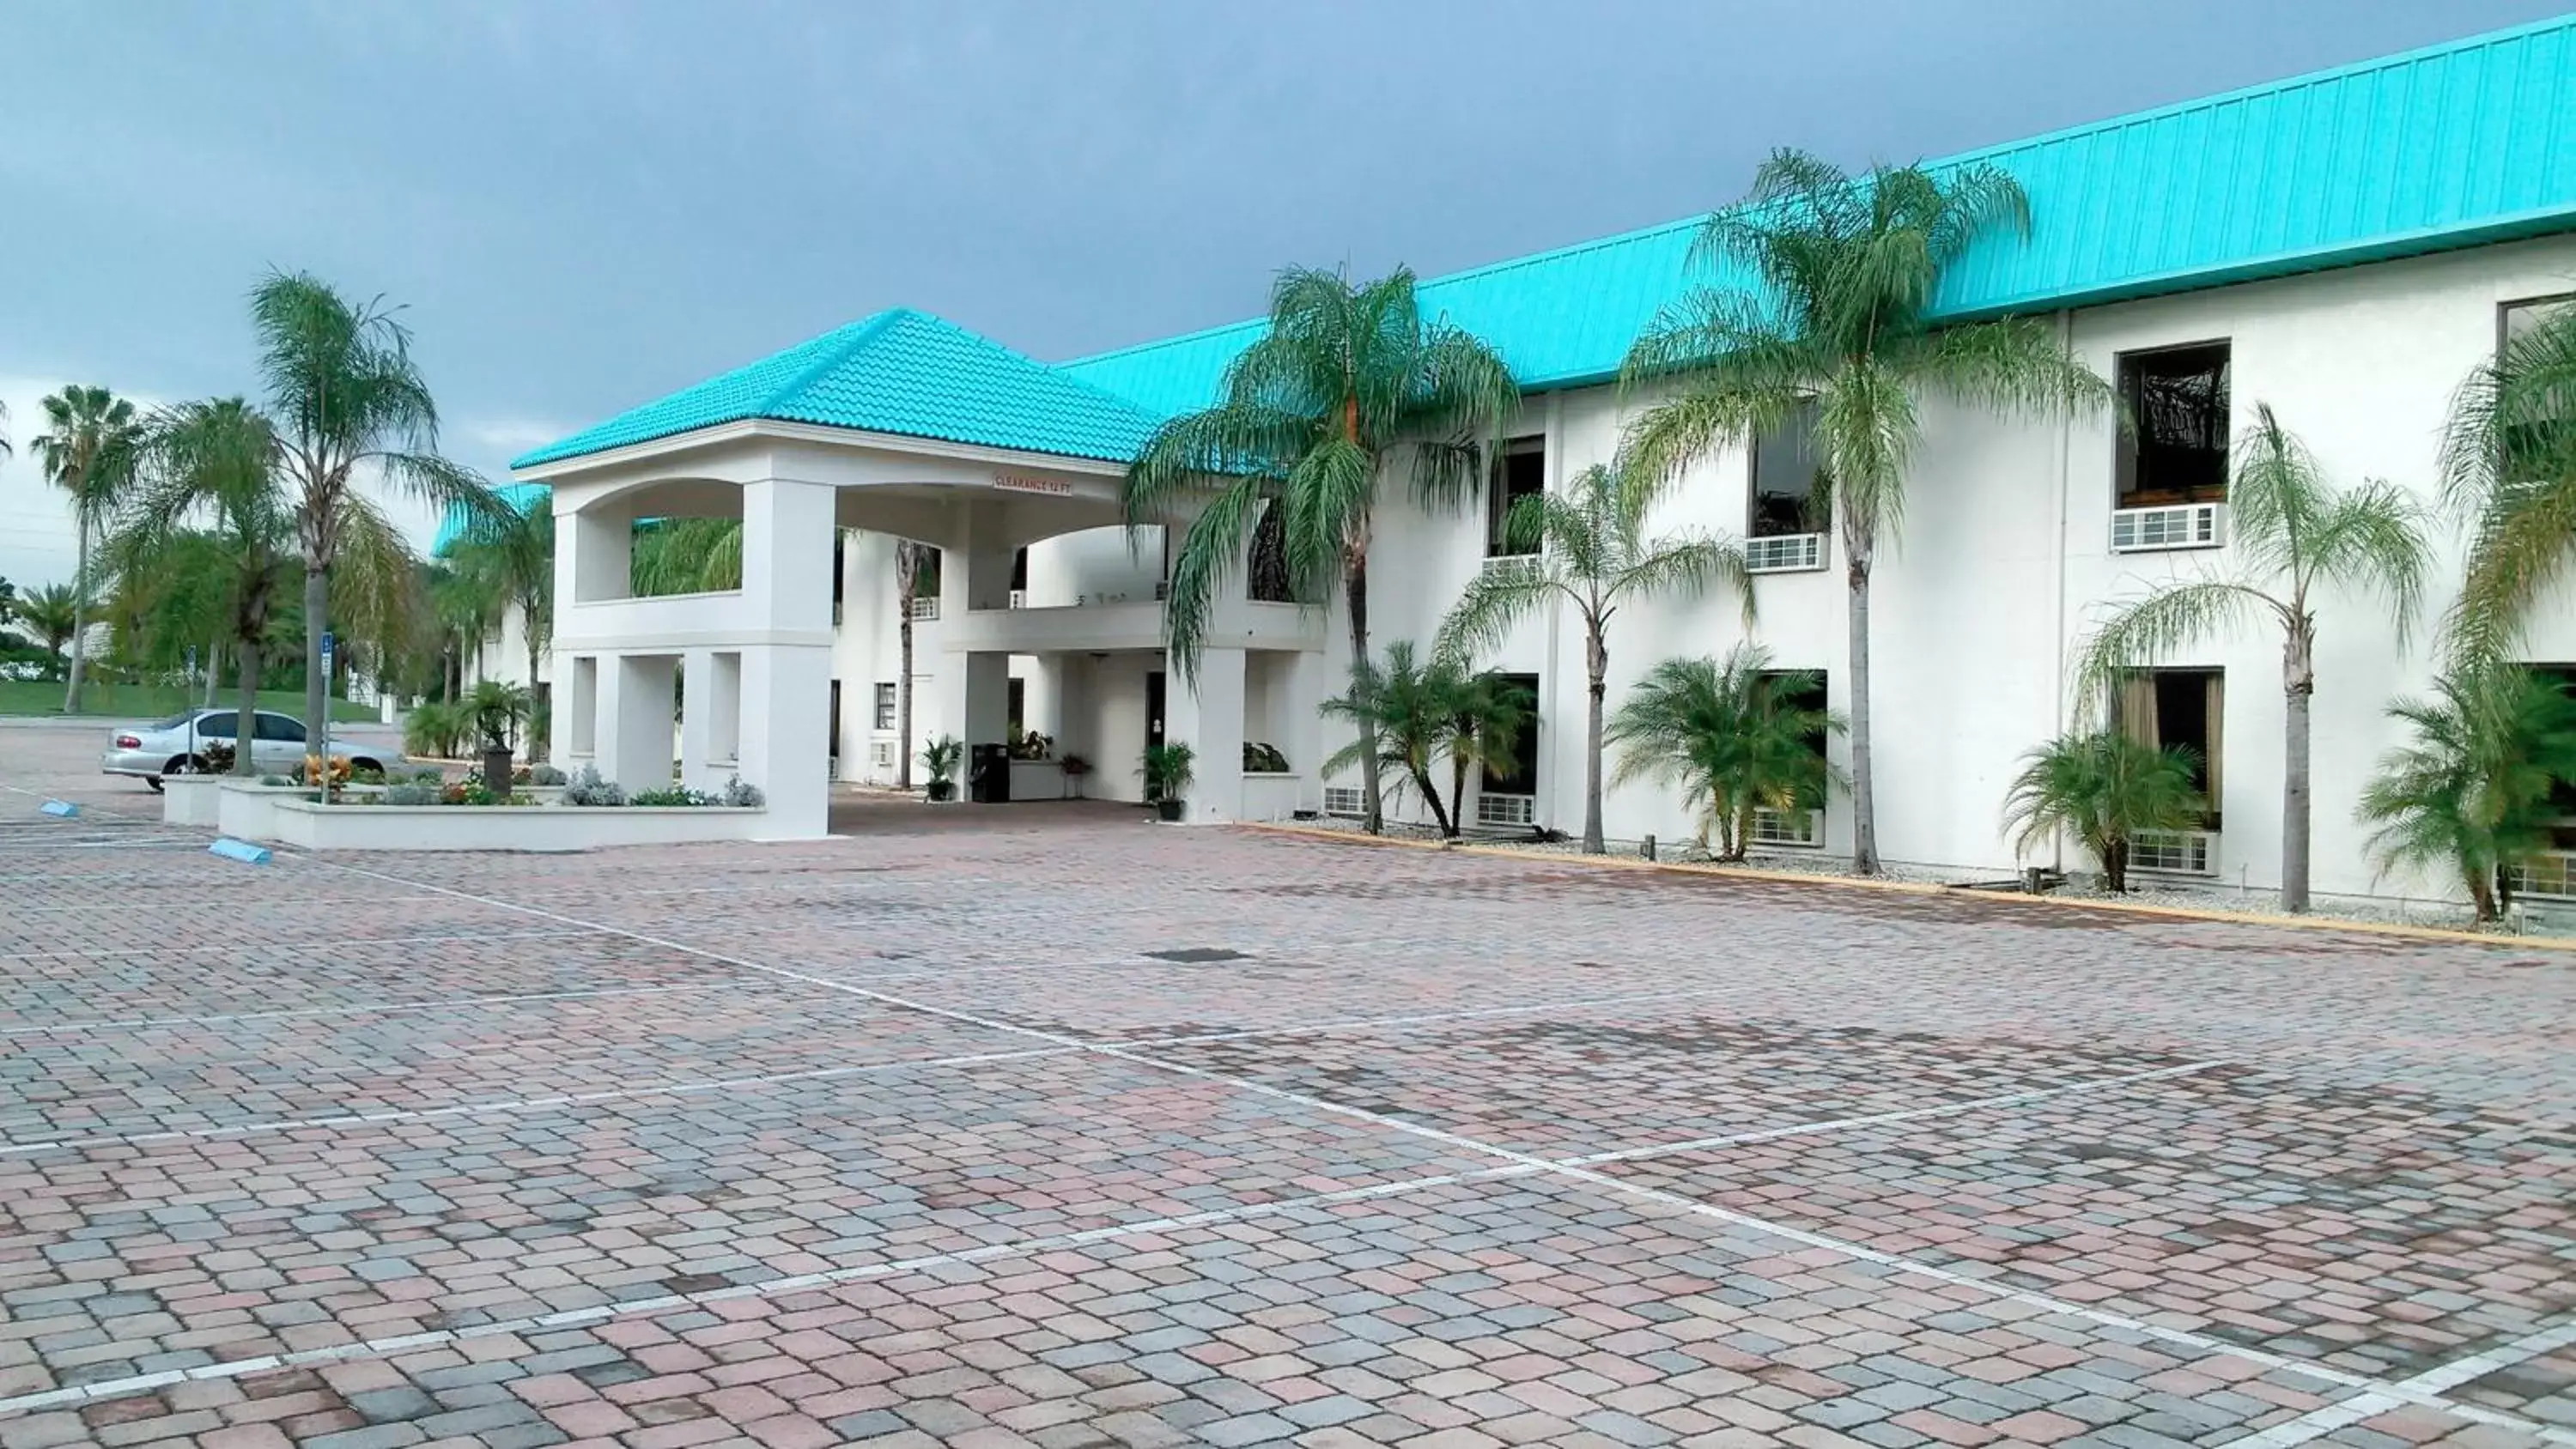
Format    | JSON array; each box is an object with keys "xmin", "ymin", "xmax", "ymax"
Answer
[
  {"xmin": 1415, "ymin": 763, "xmax": 1454, "ymax": 837},
  {"xmin": 526, "ymin": 630, "xmax": 544, "ymax": 761},
  {"xmin": 2281, "ymin": 619, "xmax": 2315, "ymax": 912},
  {"xmin": 1583, "ymin": 624, "xmax": 1607, "ymax": 854},
  {"xmin": 203, "ymin": 636, "xmax": 222, "ymax": 709},
  {"xmin": 301, "ymin": 561, "xmax": 330, "ymax": 754},
  {"xmin": 234, "ymin": 643, "xmax": 261, "ymax": 778},
  {"xmin": 1347, "ymin": 555, "xmax": 1383, "ymax": 834},
  {"xmin": 1845, "ymin": 529, "xmax": 1880, "ymax": 875},
  {"xmin": 64, "ymin": 518, "xmax": 89, "ymax": 713}
]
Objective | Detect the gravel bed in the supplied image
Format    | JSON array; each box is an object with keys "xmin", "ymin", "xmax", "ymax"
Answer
[{"xmin": 1282, "ymin": 815, "xmax": 2523, "ymax": 935}]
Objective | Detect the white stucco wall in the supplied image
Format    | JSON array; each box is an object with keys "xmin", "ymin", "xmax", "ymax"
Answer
[{"xmin": 1317, "ymin": 233, "xmax": 2576, "ymax": 903}]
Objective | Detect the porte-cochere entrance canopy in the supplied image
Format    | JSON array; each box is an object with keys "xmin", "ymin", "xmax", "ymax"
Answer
[{"xmin": 517, "ymin": 309, "xmax": 1318, "ymax": 840}]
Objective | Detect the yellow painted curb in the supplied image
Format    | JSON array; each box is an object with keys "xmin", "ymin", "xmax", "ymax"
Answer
[{"xmin": 1237, "ymin": 821, "xmax": 2576, "ymax": 955}]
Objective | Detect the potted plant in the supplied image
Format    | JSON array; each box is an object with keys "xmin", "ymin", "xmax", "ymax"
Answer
[
  {"xmin": 1141, "ymin": 742, "xmax": 1195, "ymax": 822},
  {"xmin": 466, "ymin": 680, "xmax": 534, "ymax": 800},
  {"xmin": 920, "ymin": 734, "xmax": 963, "ymax": 803},
  {"xmin": 1058, "ymin": 753, "xmax": 1091, "ymax": 800}
]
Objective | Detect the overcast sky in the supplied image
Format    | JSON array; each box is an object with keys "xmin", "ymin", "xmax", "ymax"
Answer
[{"xmin": 2, "ymin": 0, "xmax": 2565, "ymax": 587}]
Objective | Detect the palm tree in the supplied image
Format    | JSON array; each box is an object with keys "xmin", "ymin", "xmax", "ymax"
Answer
[
  {"xmin": 1123, "ymin": 266, "xmax": 1520, "ymax": 834},
  {"xmin": 1605, "ymin": 645, "xmax": 1844, "ymax": 860},
  {"xmin": 1622, "ymin": 149, "xmax": 2115, "ymax": 874},
  {"xmin": 1321, "ymin": 641, "xmax": 1526, "ymax": 838},
  {"xmin": 2356, "ymin": 665, "xmax": 2576, "ymax": 922},
  {"xmin": 2440, "ymin": 301, "xmax": 2576, "ymax": 667},
  {"xmin": 33, "ymin": 385, "xmax": 144, "ymax": 712},
  {"xmin": 1441, "ymin": 670, "xmax": 1534, "ymax": 838},
  {"xmin": 2075, "ymin": 405, "xmax": 2431, "ymax": 912},
  {"xmin": 629, "ymin": 518, "xmax": 743, "ymax": 595},
  {"xmin": 448, "ymin": 506, "xmax": 555, "ymax": 706},
  {"xmin": 18, "ymin": 582, "xmax": 79, "ymax": 663},
  {"xmin": 1436, "ymin": 459, "xmax": 1755, "ymax": 852},
  {"xmin": 252, "ymin": 270, "xmax": 498, "ymax": 740},
  {"xmin": 106, "ymin": 398, "xmax": 296, "ymax": 773},
  {"xmin": 2000, "ymin": 731, "xmax": 2205, "ymax": 894}
]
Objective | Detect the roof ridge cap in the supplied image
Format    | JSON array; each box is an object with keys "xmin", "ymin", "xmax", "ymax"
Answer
[{"xmin": 760, "ymin": 309, "xmax": 907, "ymax": 412}]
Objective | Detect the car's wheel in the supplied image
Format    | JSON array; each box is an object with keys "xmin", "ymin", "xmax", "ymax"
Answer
[
  {"xmin": 168, "ymin": 755, "xmax": 201, "ymax": 779},
  {"xmin": 144, "ymin": 776, "xmax": 164, "ymax": 794},
  {"xmin": 349, "ymin": 757, "xmax": 381, "ymax": 778}
]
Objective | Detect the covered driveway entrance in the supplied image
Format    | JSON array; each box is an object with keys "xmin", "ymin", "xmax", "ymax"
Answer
[{"xmin": 515, "ymin": 309, "xmax": 1324, "ymax": 839}]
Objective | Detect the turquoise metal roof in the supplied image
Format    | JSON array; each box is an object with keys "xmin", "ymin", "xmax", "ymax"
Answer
[
  {"xmin": 512, "ymin": 307, "xmax": 1163, "ymax": 470},
  {"xmin": 1061, "ymin": 14, "xmax": 2576, "ymax": 415},
  {"xmin": 519, "ymin": 15, "xmax": 2576, "ymax": 470},
  {"xmin": 432, "ymin": 480, "xmax": 547, "ymax": 555}
]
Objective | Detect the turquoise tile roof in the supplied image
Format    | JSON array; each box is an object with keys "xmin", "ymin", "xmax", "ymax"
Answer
[
  {"xmin": 519, "ymin": 16, "xmax": 2576, "ymax": 471},
  {"xmin": 512, "ymin": 307, "xmax": 1163, "ymax": 470},
  {"xmin": 431, "ymin": 480, "xmax": 546, "ymax": 555},
  {"xmin": 1060, "ymin": 14, "xmax": 2576, "ymax": 414}
]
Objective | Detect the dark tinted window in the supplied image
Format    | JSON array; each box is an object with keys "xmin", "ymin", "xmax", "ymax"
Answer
[
  {"xmin": 1481, "ymin": 673, "xmax": 1540, "ymax": 792},
  {"xmin": 192, "ymin": 713, "xmax": 237, "ymax": 739},
  {"xmin": 2117, "ymin": 343, "xmax": 2231, "ymax": 506},
  {"xmin": 1752, "ymin": 403, "xmax": 1826, "ymax": 537},
  {"xmin": 255, "ymin": 714, "xmax": 307, "ymax": 743},
  {"xmin": 1486, "ymin": 439, "xmax": 1546, "ymax": 555}
]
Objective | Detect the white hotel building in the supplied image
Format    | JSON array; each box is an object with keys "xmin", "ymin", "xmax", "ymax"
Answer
[{"xmin": 473, "ymin": 17, "xmax": 2576, "ymax": 908}]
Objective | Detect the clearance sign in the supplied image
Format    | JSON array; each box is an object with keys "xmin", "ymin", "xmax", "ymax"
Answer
[{"xmin": 991, "ymin": 472, "xmax": 1074, "ymax": 496}]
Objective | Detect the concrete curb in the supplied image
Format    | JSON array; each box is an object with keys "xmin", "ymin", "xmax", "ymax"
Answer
[{"xmin": 1237, "ymin": 821, "xmax": 2576, "ymax": 955}]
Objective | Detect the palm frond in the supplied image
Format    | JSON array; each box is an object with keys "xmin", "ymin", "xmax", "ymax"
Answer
[
  {"xmin": 2071, "ymin": 579, "xmax": 2280, "ymax": 718},
  {"xmin": 1907, "ymin": 316, "xmax": 2114, "ymax": 422},
  {"xmin": 1159, "ymin": 476, "xmax": 1265, "ymax": 684},
  {"xmin": 1431, "ymin": 556, "xmax": 1558, "ymax": 665}
]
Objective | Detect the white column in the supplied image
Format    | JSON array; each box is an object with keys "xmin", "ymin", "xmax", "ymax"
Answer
[
  {"xmin": 1285, "ymin": 648, "xmax": 1328, "ymax": 814},
  {"xmin": 934, "ymin": 501, "xmax": 1016, "ymax": 796},
  {"xmin": 1165, "ymin": 646, "xmax": 1246, "ymax": 822},
  {"xmin": 596, "ymin": 653, "xmax": 675, "ymax": 793},
  {"xmin": 679, "ymin": 647, "xmax": 717, "ymax": 792},
  {"xmin": 738, "ymin": 478, "xmax": 837, "ymax": 838}
]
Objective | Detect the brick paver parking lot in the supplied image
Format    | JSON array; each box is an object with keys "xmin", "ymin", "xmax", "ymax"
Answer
[{"xmin": 1, "ymin": 723, "xmax": 2570, "ymax": 1447}]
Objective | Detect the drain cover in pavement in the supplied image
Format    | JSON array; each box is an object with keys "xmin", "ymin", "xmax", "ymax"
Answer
[{"xmin": 1142, "ymin": 947, "xmax": 1249, "ymax": 963}]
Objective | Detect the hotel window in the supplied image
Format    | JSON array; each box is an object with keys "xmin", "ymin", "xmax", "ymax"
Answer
[
  {"xmin": 1479, "ymin": 674, "xmax": 1541, "ymax": 795},
  {"xmin": 2116, "ymin": 343, "xmax": 2232, "ymax": 506},
  {"xmin": 831, "ymin": 533, "xmax": 846, "ymax": 622},
  {"xmin": 2502, "ymin": 294, "xmax": 2576, "ymax": 348},
  {"xmin": 1751, "ymin": 402, "xmax": 1827, "ymax": 537},
  {"xmin": 1007, "ymin": 677, "xmax": 1026, "ymax": 736},
  {"xmin": 1486, "ymin": 437, "xmax": 1546, "ymax": 556},
  {"xmin": 873, "ymin": 682, "xmax": 896, "ymax": 731},
  {"xmin": 2112, "ymin": 668, "xmax": 2224, "ymax": 828}
]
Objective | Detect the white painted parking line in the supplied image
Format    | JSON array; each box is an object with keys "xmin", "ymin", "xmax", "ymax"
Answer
[
  {"xmin": 2228, "ymin": 1315, "xmax": 2576, "ymax": 1447},
  {"xmin": 0, "ymin": 978, "xmax": 767, "ymax": 1036},
  {"xmin": 296, "ymin": 856, "xmax": 2571, "ymax": 1443},
  {"xmin": 0, "ymin": 1058, "xmax": 2239, "ymax": 1423}
]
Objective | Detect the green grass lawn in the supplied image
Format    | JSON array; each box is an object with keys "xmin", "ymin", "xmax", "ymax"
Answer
[{"xmin": 0, "ymin": 681, "xmax": 379, "ymax": 723}]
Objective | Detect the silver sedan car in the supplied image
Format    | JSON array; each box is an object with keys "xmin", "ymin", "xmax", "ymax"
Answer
[{"xmin": 103, "ymin": 709, "xmax": 387, "ymax": 790}]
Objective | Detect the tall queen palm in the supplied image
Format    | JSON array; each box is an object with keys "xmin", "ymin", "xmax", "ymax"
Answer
[
  {"xmin": 1622, "ymin": 150, "xmax": 2113, "ymax": 874},
  {"xmin": 2075, "ymin": 407, "xmax": 2429, "ymax": 912},
  {"xmin": 2441, "ymin": 300, "xmax": 2576, "ymax": 667},
  {"xmin": 33, "ymin": 385, "xmax": 143, "ymax": 712},
  {"xmin": 1122, "ymin": 266, "xmax": 1519, "ymax": 834},
  {"xmin": 252, "ymin": 270, "xmax": 498, "ymax": 739},
  {"xmin": 1436, "ymin": 459, "xmax": 1754, "ymax": 853}
]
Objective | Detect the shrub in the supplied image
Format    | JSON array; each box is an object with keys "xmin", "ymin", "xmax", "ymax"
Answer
[
  {"xmin": 349, "ymin": 761, "xmax": 386, "ymax": 785},
  {"xmin": 405, "ymin": 700, "xmax": 466, "ymax": 759},
  {"xmin": 1242, "ymin": 741, "xmax": 1290, "ymax": 773},
  {"xmin": 2001, "ymin": 731, "xmax": 2203, "ymax": 894},
  {"xmin": 197, "ymin": 742, "xmax": 237, "ymax": 774},
  {"xmin": 467, "ymin": 680, "xmax": 534, "ymax": 753},
  {"xmin": 630, "ymin": 785, "xmax": 716, "ymax": 806},
  {"xmin": 722, "ymin": 776, "xmax": 764, "ymax": 808},
  {"xmin": 563, "ymin": 766, "xmax": 625, "ymax": 807},
  {"xmin": 530, "ymin": 763, "xmax": 568, "ymax": 787},
  {"xmin": 381, "ymin": 783, "xmax": 440, "ymax": 805},
  {"xmin": 2356, "ymin": 665, "xmax": 2576, "ymax": 922},
  {"xmin": 258, "ymin": 773, "xmax": 292, "ymax": 786},
  {"xmin": 301, "ymin": 755, "xmax": 351, "ymax": 788}
]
